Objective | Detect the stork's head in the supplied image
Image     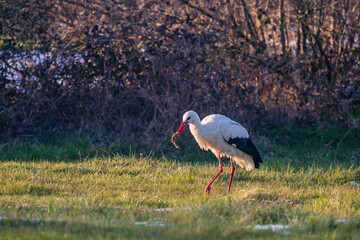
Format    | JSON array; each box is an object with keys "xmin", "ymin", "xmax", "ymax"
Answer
[
  {"xmin": 171, "ymin": 111, "xmax": 199, "ymax": 149},
  {"xmin": 176, "ymin": 110, "xmax": 198, "ymax": 133}
]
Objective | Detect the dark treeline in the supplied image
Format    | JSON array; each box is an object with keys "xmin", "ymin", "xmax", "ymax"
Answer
[{"xmin": 1, "ymin": 0, "xmax": 359, "ymax": 138}]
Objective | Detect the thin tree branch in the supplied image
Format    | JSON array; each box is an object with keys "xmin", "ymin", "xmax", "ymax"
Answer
[{"xmin": 180, "ymin": 0, "xmax": 223, "ymax": 24}]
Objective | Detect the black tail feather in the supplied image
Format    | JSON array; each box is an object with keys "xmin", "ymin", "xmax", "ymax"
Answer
[{"xmin": 225, "ymin": 137, "xmax": 263, "ymax": 169}]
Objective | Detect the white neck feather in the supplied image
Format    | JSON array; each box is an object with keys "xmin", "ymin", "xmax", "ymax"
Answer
[
  {"xmin": 190, "ymin": 113, "xmax": 201, "ymax": 128},
  {"xmin": 189, "ymin": 114, "xmax": 203, "ymax": 137},
  {"xmin": 189, "ymin": 115, "xmax": 211, "ymax": 151}
]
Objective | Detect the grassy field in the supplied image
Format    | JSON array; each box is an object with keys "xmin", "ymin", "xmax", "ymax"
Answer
[{"xmin": 0, "ymin": 125, "xmax": 359, "ymax": 239}]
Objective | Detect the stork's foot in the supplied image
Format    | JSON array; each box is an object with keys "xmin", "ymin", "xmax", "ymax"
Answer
[{"xmin": 203, "ymin": 185, "xmax": 211, "ymax": 195}]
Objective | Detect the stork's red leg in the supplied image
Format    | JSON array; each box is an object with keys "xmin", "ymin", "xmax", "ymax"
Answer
[
  {"xmin": 203, "ymin": 156, "xmax": 223, "ymax": 195},
  {"xmin": 227, "ymin": 158, "xmax": 236, "ymax": 194}
]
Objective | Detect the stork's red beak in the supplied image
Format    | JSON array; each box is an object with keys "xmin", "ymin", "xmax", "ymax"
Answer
[{"xmin": 177, "ymin": 121, "xmax": 188, "ymax": 133}]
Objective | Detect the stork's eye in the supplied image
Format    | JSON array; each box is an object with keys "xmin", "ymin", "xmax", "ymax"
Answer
[{"xmin": 186, "ymin": 117, "xmax": 191, "ymax": 122}]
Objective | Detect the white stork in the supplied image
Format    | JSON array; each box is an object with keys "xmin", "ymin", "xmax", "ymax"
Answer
[{"xmin": 171, "ymin": 110, "xmax": 262, "ymax": 195}]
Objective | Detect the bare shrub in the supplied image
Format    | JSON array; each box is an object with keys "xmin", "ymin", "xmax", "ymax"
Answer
[{"xmin": 0, "ymin": 0, "xmax": 359, "ymax": 138}]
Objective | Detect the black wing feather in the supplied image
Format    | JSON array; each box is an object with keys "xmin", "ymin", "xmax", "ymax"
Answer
[{"xmin": 225, "ymin": 137, "xmax": 263, "ymax": 169}]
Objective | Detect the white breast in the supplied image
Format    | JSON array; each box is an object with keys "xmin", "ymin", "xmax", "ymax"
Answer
[{"xmin": 189, "ymin": 124, "xmax": 210, "ymax": 150}]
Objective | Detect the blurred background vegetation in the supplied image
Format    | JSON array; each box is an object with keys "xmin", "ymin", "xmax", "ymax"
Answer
[{"xmin": 0, "ymin": 0, "xmax": 359, "ymax": 139}]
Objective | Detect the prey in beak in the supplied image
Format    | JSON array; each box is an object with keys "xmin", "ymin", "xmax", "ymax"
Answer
[{"xmin": 171, "ymin": 121, "xmax": 188, "ymax": 149}]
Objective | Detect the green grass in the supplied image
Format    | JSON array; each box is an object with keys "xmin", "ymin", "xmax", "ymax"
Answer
[{"xmin": 0, "ymin": 126, "xmax": 359, "ymax": 239}]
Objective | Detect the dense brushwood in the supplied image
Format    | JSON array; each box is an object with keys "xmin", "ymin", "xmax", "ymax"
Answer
[{"xmin": 0, "ymin": 0, "xmax": 359, "ymax": 138}]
